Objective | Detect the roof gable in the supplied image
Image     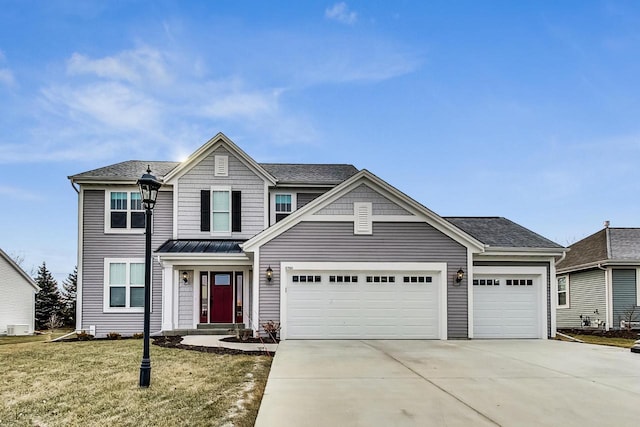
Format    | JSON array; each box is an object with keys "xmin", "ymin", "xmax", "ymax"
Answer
[
  {"xmin": 242, "ymin": 169, "xmax": 485, "ymax": 252},
  {"xmin": 0, "ymin": 248, "xmax": 39, "ymax": 291},
  {"xmin": 163, "ymin": 132, "xmax": 277, "ymax": 185}
]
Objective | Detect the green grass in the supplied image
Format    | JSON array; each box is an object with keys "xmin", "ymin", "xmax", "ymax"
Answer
[
  {"xmin": 0, "ymin": 339, "xmax": 272, "ymax": 426},
  {"xmin": 566, "ymin": 334, "xmax": 636, "ymax": 349}
]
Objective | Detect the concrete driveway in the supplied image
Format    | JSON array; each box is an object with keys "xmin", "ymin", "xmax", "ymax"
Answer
[{"xmin": 255, "ymin": 339, "xmax": 640, "ymax": 426}]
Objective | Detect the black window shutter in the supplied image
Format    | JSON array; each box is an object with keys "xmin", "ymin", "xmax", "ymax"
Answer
[
  {"xmin": 200, "ymin": 190, "xmax": 210, "ymax": 232},
  {"xmin": 232, "ymin": 191, "xmax": 241, "ymax": 232}
]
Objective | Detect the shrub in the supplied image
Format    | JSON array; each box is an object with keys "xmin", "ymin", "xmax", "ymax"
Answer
[
  {"xmin": 106, "ymin": 332, "xmax": 122, "ymax": 340},
  {"xmin": 76, "ymin": 331, "xmax": 93, "ymax": 341},
  {"xmin": 132, "ymin": 332, "xmax": 144, "ymax": 339}
]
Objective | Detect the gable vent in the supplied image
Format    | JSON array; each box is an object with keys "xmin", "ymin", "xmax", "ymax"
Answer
[
  {"xmin": 354, "ymin": 202, "xmax": 372, "ymax": 235},
  {"xmin": 215, "ymin": 155, "xmax": 228, "ymax": 177}
]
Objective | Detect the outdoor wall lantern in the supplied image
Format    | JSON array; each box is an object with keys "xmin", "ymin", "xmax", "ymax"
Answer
[
  {"xmin": 456, "ymin": 268, "xmax": 465, "ymax": 283},
  {"xmin": 182, "ymin": 271, "xmax": 189, "ymax": 285},
  {"xmin": 137, "ymin": 166, "xmax": 162, "ymax": 389},
  {"xmin": 266, "ymin": 266, "xmax": 273, "ymax": 282}
]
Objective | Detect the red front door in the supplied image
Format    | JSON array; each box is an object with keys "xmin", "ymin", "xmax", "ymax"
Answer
[{"xmin": 210, "ymin": 272, "xmax": 233, "ymax": 323}]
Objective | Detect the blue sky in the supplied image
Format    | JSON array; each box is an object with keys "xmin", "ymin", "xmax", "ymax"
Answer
[{"xmin": 1, "ymin": 1, "xmax": 640, "ymax": 283}]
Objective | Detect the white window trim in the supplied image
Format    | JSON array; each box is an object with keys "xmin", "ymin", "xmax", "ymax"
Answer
[
  {"xmin": 353, "ymin": 202, "xmax": 372, "ymax": 235},
  {"xmin": 103, "ymin": 258, "xmax": 150, "ymax": 313},
  {"xmin": 269, "ymin": 192, "xmax": 296, "ymax": 225},
  {"xmin": 104, "ymin": 188, "xmax": 145, "ymax": 234},
  {"xmin": 214, "ymin": 155, "xmax": 229, "ymax": 177},
  {"xmin": 557, "ymin": 275, "xmax": 569, "ymax": 309},
  {"xmin": 211, "ymin": 186, "xmax": 232, "ymax": 236}
]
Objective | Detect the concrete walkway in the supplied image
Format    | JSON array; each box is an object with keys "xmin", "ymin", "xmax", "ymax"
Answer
[
  {"xmin": 180, "ymin": 335, "xmax": 278, "ymax": 353},
  {"xmin": 255, "ymin": 339, "xmax": 640, "ymax": 427}
]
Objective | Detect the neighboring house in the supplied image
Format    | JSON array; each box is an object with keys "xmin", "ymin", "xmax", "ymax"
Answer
[
  {"xmin": 0, "ymin": 248, "xmax": 39, "ymax": 335},
  {"xmin": 556, "ymin": 225, "xmax": 640, "ymax": 330},
  {"xmin": 69, "ymin": 133, "xmax": 565, "ymax": 340}
]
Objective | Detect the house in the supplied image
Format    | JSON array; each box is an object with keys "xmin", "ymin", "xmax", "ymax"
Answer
[
  {"xmin": 556, "ymin": 224, "xmax": 640, "ymax": 330},
  {"xmin": 0, "ymin": 247, "xmax": 39, "ymax": 335},
  {"xmin": 69, "ymin": 133, "xmax": 565, "ymax": 340}
]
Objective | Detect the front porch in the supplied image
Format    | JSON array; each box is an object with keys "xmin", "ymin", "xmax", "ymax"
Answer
[{"xmin": 155, "ymin": 239, "xmax": 255, "ymax": 335}]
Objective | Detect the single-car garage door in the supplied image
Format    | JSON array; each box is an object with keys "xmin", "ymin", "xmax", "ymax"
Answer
[
  {"xmin": 473, "ymin": 273, "xmax": 543, "ymax": 339},
  {"xmin": 282, "ymin": 263, "xmax": 446, "ymax": 339}
]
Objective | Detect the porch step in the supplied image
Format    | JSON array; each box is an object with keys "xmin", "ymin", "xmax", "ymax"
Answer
[
  {"xmin": 197, "ymin": 323, "xmax": 245, "ymax": 330},
  {"xmin": 162, "ymin": 323, "xmax": 247, "ymax": 336}
]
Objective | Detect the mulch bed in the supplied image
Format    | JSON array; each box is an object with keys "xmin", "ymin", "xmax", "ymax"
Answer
[
  {"xmin": 558, "ymin": 328, "xmax": 640, "ymax": 339},
  {"xmin": 152, "ymin": 335, "xmax": 274, "ymax": 356}
]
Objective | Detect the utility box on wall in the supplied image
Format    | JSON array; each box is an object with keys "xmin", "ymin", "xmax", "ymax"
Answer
[{"xmin": 7, "ymin": 324, "xmax": 30, "ymax": 336}]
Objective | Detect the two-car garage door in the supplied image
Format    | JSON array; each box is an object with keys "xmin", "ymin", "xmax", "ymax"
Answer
[{"xmin": 283, "ymin": 263, "xmax": 446, "ymax": 339}]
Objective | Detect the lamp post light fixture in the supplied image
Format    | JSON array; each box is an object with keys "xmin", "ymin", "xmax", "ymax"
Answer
[{"xmin": 137, "ymin": 167, "xmax": 162, "ymax": 388}]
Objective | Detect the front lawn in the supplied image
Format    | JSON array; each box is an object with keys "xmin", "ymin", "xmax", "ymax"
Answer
[
  {"xmin": 568, "ymin": 334, "xmax": 636, "ymax": 349},
  {"xmin": 0, "ymin": 338, "xmax": 272, "ymax": 426}
]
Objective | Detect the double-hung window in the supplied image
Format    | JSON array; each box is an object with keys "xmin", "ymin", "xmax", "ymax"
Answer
[
  {"xmin": 106, "ymin": 190, "xmax": 145, "ymax": 232},
  {"xmin": 275, "ymin": 194, "xmax": 293, "ymax": 222},
  {"xmin": 557, "ymin": 276, "xmax": 569, "ymax": 308},
  {"xmin": 104, "ymin": 258, "xmax": 146, "ymax": 312},
  {"xmin": 212, "ymin": 189, "xmax": 231, "ymax": 233}
]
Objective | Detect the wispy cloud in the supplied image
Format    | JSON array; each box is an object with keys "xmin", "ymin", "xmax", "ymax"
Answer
[
  {"xmin": 325, "ymin": 2, "xmax": 357, "ymax": 25},
  {"xmin": 0, "ymin": 50, "xmax": 16, "ymax": 87},
  {"xmin": 0, "ymin": 185, "xmax": 40, "ymax": 200},
  {"xmin": 67, "ymin": 46, "xmax": 172, "ymax": 85}
]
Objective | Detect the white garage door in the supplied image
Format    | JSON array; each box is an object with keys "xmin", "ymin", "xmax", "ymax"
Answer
[
  {"xmin": 285, "ymin": 268, "xmax": 443, "ymax": 339},
  {"xmin": 473, "ymin": 275, "xmax": 541, "ymax": 338}
]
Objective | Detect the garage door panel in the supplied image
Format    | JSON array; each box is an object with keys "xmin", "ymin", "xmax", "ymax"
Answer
[
  {"xmin": 286, "ymin": 269, "xmax": 441, "ymax": 339},
  {"xmin": 473, "ymin": 274, "xmax": 541, "ymax": 339}
]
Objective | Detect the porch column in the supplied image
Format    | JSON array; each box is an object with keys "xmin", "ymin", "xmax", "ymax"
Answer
[{"xmin": 161, "ymin": 265, "xmax": 174, "ymax": 331}]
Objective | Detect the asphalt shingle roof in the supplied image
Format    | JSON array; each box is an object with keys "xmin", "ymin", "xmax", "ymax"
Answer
[
  {"xmin": 557, "ymin": 227, "xmax": 640, "ymax": 271},
  {"xmin": 70, "ymin": 160, "xmax": 359, "ymax": 185},
  {"xmin": 69, "ymin": 161, "xmax": 179, "ymax": 181},
  {"xmin": 445, "ymin": 217, "xmax": 563, "ymax": 249},
  {"xmin": 260, "ymin": 163, "xmax": 359, "ymax": 185}
]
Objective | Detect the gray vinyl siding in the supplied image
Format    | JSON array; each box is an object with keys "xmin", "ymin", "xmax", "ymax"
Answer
[
  {"xmin": 612, "ymin": 269, "xmax": 638, "ymax": 328},
  {"xmin": 316, "ymin": 184, "xmax": 411, "ymax": 216},
  {"xmin": 297, "ymin": 193, "xmax": 322, "ymax": 209},
  {"xmin": 556, "ymin": 269, "xmax": 606, "ymax": 329},
  {"xmin": 474, "ymin": 261, "xmax": 552, "ymax": 337},
  {"xmin": 177, "ymin": 146, "xmax": 266, "ymax": 239},
  {"xmin": 81, "ymin": 188, "xmax": 173, "ymax": 337},
  {"xmin": 259, "ymin": 221, "xmax": 468, "ymax": 338},
  {"xmin": 178, "ymin": 281, "xmax": 194, "ymax": 328}
]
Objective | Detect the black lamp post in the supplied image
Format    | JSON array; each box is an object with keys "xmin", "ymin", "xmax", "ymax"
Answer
[{"xmin": 137, "ymin": 167, "xmax": 162, "ymax": 388}]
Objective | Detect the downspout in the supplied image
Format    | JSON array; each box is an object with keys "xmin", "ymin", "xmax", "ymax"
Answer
[{"xmin": 70, "ymin": 181, "xmax": 80, "ymax": 194}]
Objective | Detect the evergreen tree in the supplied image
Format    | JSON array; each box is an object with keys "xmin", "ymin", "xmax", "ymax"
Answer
[
  {"xmin": 60, "ymin": 267, "xmax": 78, "ymax": 328},
  {"xmin": 34, "ymin": 262, "xmax": 61, "ymax": 330}
]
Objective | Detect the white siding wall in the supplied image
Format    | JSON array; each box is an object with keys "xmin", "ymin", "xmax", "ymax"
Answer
[
  {"xmin": 177, "ymin": 146, "xmax": 266, "ymax": 239},
  {"xmin": 0, "ymin": 258, "xmax": 36, "ymax": 335},
  {"xmin": 178, "ymin": 283, "xmax": 194, "ymax": 328}
]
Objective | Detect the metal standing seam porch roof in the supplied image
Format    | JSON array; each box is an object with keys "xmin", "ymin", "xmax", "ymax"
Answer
[{"xmin": 156, "ymin": 240, "xmax": 245, "ymax": 254}]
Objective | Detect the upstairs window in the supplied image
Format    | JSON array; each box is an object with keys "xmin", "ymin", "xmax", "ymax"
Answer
[
  {"xmin": 201, "ymin": 188, "xmax": 241, "ymax": 234},
  {"xmin": 275, "ymin": 194, "xmax": 292, "ymax": 222},
  {"xmin": 212, "ymin": 190, "xmax": 231, "ymax": 233},
  {"xmin": 106, "ymin": 190, "xmax": 145, "ymax": 232}
]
